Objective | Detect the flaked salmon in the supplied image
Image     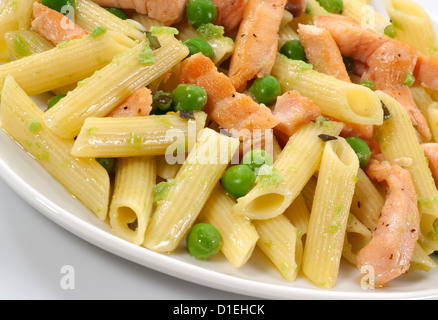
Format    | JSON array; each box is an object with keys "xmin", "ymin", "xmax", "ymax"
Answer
[
  {"xmin": 31, "ymin": 3, "xmax": 88, "ymax": 46},
  {"xmin": 211, "ymin": 0, "xmax": 247, "ymax": 34},
  {"xmin": 357, "ymin": 160, "xmax": 419, "ymax": 288},
  {"xmin": 298, "ymin": 23, "xmax": 351, "ymax": 82},
  {"xmin": 228, "ymin": 0, "xmax": 287, "ymax": 92},
  {"xmin": 108, "ymin": 87, "xmax": 152, "ymax": 117},
  {"xmin": 363, "ymin": 41, "xmax": 431, "ymax": 141},
  {"xmin": 273, "ymin": 90, "xmax": 321, "ymax": 142},
  {"xmin": 421, "ymin": 143, "xmax": 438, "ymax": 188},
  {"xmin": 180, "ymin": 52, "xmax": 280, "ymax": 136},
  {"xmin": 92, "ymin": 0, "xmax": 188, "ymax": 25}
]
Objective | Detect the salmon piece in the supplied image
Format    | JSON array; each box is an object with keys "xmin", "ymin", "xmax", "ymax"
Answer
[
  {"xmin": 363, "ymin": 41, "xmax": 431, "ymax": 141},
  {"xmin": 180, "ymin": 52, "xmax": 280, "ymax": 136},
  {"xmin": 314, "ymin": 15, "xmax": 389, "ymax": 64},
  {"xmin": 357, "ymin": 159, "xmax": 419, "ymax": 288},
  {"xmin": 298, "ymin": 24, "xmax": 351, "ymax": 83},
  {"xmin": 421, "ymin": 143, "xmax": 438, "ymax": 188},
  {"xmin": 93, "ymin": 0, "xmax": 187, "ymax": 25},
  {"xmin": 285, "ymin": 0, "xmax": 306, "ymax": 17},
  {"xmin": 228, "ymin": 0, "xmax": 287, "ymax": 92},
  {"xmin": 211, "ymin": 0, "xmax": 247, "ymax": 34},
  {"xmin": 339, "ymin": 122, "xmax": 375, "ymax": 143},
  {"xmin": 273, "ymin": 90, "xmax": 321, "ymax": 138},
  {"xmin": 31, "ymin": 3, "xmax": 88, "ymax": 46},
  {"xmin": 414, "ymin": 54, "xmax": 438, "ymax": 92},
  {"xmin": 108, "ymin": 87, "xmax": 152, "ymax": 117}
]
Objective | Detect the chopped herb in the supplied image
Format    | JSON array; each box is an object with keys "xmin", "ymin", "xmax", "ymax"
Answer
[
  {"xmin": 153, "ymin": 179, "xmax": 176, "ymax": 203},
  {"xmin": 179, "ymin": 110, "xmax": 195, "ymax": 119},
  {"xmin": 137, "ymin": 42, "xmax": 155, "ymax": 65},
  {"xmin": 196, "ymin": 23, "xmax": 224, "ymax": 40},
  {"xmin": 318, "ymin": 134, "xmax": 338, "ymax": 142},
  {"xmin": 360, "ymin": 80, "xmax": 376, "ymax": 90},
  {"xmin": 150, "ymin": 26, "xmax": 179, "ymax": 35},
  {"xmin": 127, "ymin": 219, "xmax": 138, "ymax": 231},
  {"xmin": 28, "ymin": 119, "xmax": 41, "ymax": 133},
  {"xmin": 381, "ymin": 101, "xmax": 392, "ymax": 121},
  {"xmin": 403, "ymin": 72, "xmax": 416, "ymax": 86},
  {"xmin": 145, "ymin": 32, "xmax": 161, "ymax": 50},
  {"xmin": 89, "ymin": 26, "xmax": 107, "ymax": 38},
  {"xmin": 256, "ymin": 165, "xmax": 284, "ymax": 188}
]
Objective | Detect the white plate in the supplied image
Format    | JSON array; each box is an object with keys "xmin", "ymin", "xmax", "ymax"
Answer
[{"xmin": 1, "ymin": 0, "xmax": 438, "ymax": 300}]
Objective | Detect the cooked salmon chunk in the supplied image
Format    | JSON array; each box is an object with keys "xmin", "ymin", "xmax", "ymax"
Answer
[
  {"xmin": 357, "ymin": 160, "xmax": 420, "ymax": 288},
  {"xmin": 228, "ymin": 0, "xmax": 287, "ymax": 92},
  {"xmin": 108, "ymin": 87, "xmax": 153, "ymax": 117},
  {"xmin": 421, "ymin": 143, "xmax": 438, "ymax": 188},
  {"xmin": 93, "ymin": 0, "xmax": 188, "ymax": 25},
  {"xmin": 211, "ymin": 0, "xmax": 247, "ymax": 34},
  {"xmin": 31, "ymin": 3, "xmax": 88, "ymax": 46},
  {"xmin": 180, "ymin": 53, "xmax": 280, "ymax": 136},
  {"xmin": 298, "ymin": 23, "xmax": 351, "ymax": 82}
]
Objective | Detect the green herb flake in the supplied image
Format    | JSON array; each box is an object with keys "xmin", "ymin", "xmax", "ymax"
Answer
[
  {"xmin": 384, "ymin": 24, "xmax": 396, "ymax": 39},
  {"xmin": 360, "ymin": 80, "xmax": 376, "ymax": 90},
  {"xmin": 138, "ymin": 42, "xmax": 156, "ymax": 65},
  {"xmin": 89, "ymin": 26, "xmax": 107, "ymax": 38},
  {"xmin": 196, "ymin": 23, "xmax": 224, "ymax": 40},
  {"xmin": 13, "ymin": 35, "xmax": 31, "ymax": 57},
  {"xmin": 403, "ymin": 72, "xmax": 416, "ymax": 86},
  {"xmin": 150, "ymin": 26, "xmax": 179, "ymax": 35},
  {"xmin": 153, "ymin": 179, "xmax": 176, "ymax": 203},
  {"xmin": 28, "ymin": 119, "xmax": 41, "ymax": 133},
  {"xmin": 256, "ymin": 165, "xmax": 284, "ymax": 188}
]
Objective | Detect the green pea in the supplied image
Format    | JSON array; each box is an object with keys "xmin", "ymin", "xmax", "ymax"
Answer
[
  {"xmin": 151, "ymin": 91, "xmax": 173, "ymax": 114},
  {"xmin": 384, "ymin": 24, "xmax": 396, "ymax": 39},
  {"xmin": 249, "ymin": 75, "xmax": 281, "ymax": 106},
  {"xmin": 221, "ymin": 164, "xmax": 256, "ymax": 198},
  {"xmin": 104, "ymin": 7, "xmax": 128, "ymax": 20},
  {"xmin": 187, "ymin": 223, "xmax": 222, "ymax": 260},
  {"xmin": 316, "ymin": 0, "xmax": 343, "ymax": 14},
  {"xmin": 184, "ymin": 37, "xmax": 214, "ymax": 59},
  {"xmin": 346, "ymin": 137, "xmax": 371, "ymax": 169},
  {"xmin": 280, "ymin": 40, "xmax": 307, "ymax": 62},
  {"xmin": 47, "ymin": 94, "xmax": 66, "ymax": 110},
  {"xmin": 41, "ymin": 0, "xmax": 75, "ymax": 14},
  {"xmin": 186, "ymin": 0, "xmax": 217, "ymax": 29},
  {"xmin": 241, "ymin": 148, "xmax": 273, "ymax": 172},
  {"xmin": 96, "ymin": 157, "xmax": 116, "ymax": 174},
  {"xmin": 172, "ymin": 84, "xmax": 207, "ymax": 112}
]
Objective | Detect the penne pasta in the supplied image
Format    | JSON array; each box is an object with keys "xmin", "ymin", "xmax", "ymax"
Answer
[
  {"xmin": 254, "ymin": 214, "xmax": 302, "ymax": 281},
  {"xmin": 44, "ymin": 32, "xmax": 189, "ymax": 139},
  {"xmin": 75, "ymin": 0, "xmax": 145, "ymax": 41},
  {"xmin": 272, "ymin": 53, "xmax": 384, "ymax": 126},
  {"xmin": 233, "ymin": 120, "xmax": 344, "ymax": 220},
  {"xmin": 198, "ymin": 183, "xmax": 259, "ymax": 268},
  {"xmin": 0, "ymin": 30, "xmax": 134, "ymax": 96},
  {"xmin": 109, "ymin": 157, "xmax": 156, "ymax": 245},
  {"xmin": 71, "ymin": 111, "xmax": 207, "ymax": 158},
  {"xmin": 4, "ymin": 30, "xmax": 53, "ymax": 60},
  {"xmin": 143, "ymin": 128, "xmax": 240, "ymax": 253},
  {"xmin": 376, "ymin": 91, "xmax": 438, "ymax": 253},
  {"xmin": 302, "ymin": 138, "xmax": 359, "ymax": 289},
  {"xmin": 385, "ymin": 0, "xmax": 438, "ymax": 59},
  {"xmin": 342, "ymin": 0, "xmax": 390, "ymax": 34},
  {"xmin": 0, "ymin": 75, "xmax": 110, "ymax": 220}
]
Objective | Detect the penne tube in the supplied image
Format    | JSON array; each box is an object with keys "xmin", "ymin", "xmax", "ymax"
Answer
[
  {"xmin": 254, "ymin": 214, "xmax": 302, "ymax": 281},
  {"xmin": 411, "ymin": 86, "xmax": 438, "ymax": 142},
  {"xmin": 272, "ymin": 53, "xmax": 384, "ymax": 126},
  {"xmin": 0, "ymin": 75, "xmax": 110, "ymax": 220},
  {"xmin": 302, "ymin": 137, "xmax": 359, "ymax": 289},
  {"xmin": 342, "ymin": 0, "xmax": 390, "ymax": 34},
  {"xmin": 4, "ymin": 30, "xmax": 53, "ymax": 60},
  {"xmin": 109, "ymin": 157, "xmax": 156, "ymax": 245},
  {"xmin": 75, "ymin": 0, "xmax": 145, "ymax": 41},
  {"xmin": 376, "ymin": 91, "xmax": 438, "ymax": 253},
  {"xmin": 385, "ymin": 0, "xmax": 438, "ymax": 59},
  {"xmin": 233, "ymin": 120, "xmax": 343, "ymax": 220},
  {"xmin": 343, "ymin": 214, "xmax": 372, "ymax": 266},
  {"xmin": 0, "ymin": 30, "xmax": 134, "ymax": 96},
  {"xmin": 71, "ymin": 111, "xmax": 207, "ymax": 158},
  {"xmin": 198, "ymin": 184, "xmax": 259, "ymax": 268},
  {"xmin": 44, "ymin": 33, "xmax": 189, "ymax": 139},
  {"xmin": 143, "ymin": 128, "xmax": 240, "ymax": 253}
]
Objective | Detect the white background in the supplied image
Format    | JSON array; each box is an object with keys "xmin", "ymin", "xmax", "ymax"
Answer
[{"xmin": 1, "ymin": 0, "xmax": 437, "ymax": 300}]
